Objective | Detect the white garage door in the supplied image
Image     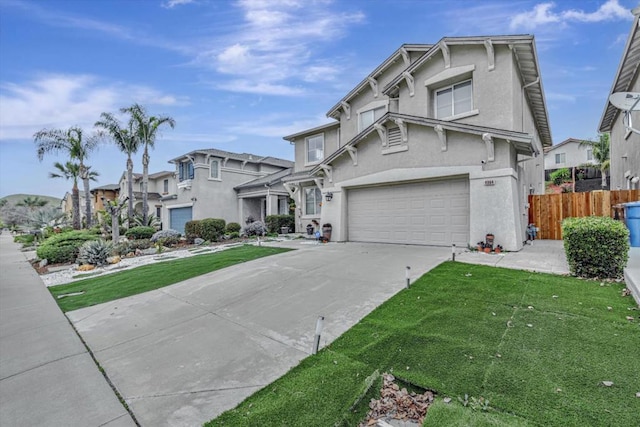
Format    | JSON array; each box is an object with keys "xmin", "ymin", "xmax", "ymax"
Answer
[{"xmin": 348, "ymin": 179, "xmax": 470, "ymax": 246}]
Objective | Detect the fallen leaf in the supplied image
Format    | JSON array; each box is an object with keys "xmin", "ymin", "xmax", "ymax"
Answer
[
  {"xmin": 496, "ymin": 353, "xmax": 501, "ymax": 358},
  {"xmin": 492, "ymin": 312, "xmax": 496, "ymax": 316},
  {"xmin": 607, "ymin": 306, "xmax": 613, "ymax": 311},
  {"xmin": 552, "ymin": 295, "xmax": 558, "ymax": 299},
  {"xmin": 527, "ymin": 306, "xmax": 534, "ymax": 310},
  {"xmin": 526, "ymin": 324, "xmax": 533, "ymax": 328},
  {"xmin": 555, "ymin": 388, "xmax": 562, "ymax": 393},
  {"xmin": 635, "ymin": 392, "xmax": 640, "ymax": 398},
  {"xmin": 626, "ymin": 316, "xmax": 635, "ymax": 321},
  {"xmin": 601, "ymin": 381, "xmax": 614, "ymax": 387},
  {"xmin": 465, "ymin": 273, "xmax": 472, "ymax": 277},
  {"xmin": 443, "ymin": 397, "xmax": 452, "ymax": 403}
]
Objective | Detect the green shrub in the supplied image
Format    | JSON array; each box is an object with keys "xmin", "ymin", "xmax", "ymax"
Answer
[
  {"xmin": 114, "ymin": 238, "xmax": 152, "ymax": 255},
  {"xmin": 14, "ymin": 234, "xmax": 35, "ymax": 244},
  {"xmin": 125, "ymin": 226, "xmax": 155, "ymax": 240},
  {"xmin": 550, "ymin": 168, "xmax": 571, "ymax": 185},
  {"xmin": 228, "ymin": 231, "xmax": 240, "ymax": 239},
  {"xmin": 265, "ymin": 215, "xmax": 295, "ymax": 233},
  {"xmin": 78, "ymin": 240, "xmax": 114, "ymax": 266},
  {"xmin": 226, "ymin": 222, "xmax": 241, "ymax": 233},
  {"xmin": 36, "ymin": 231, "xmax": 101, "ymax": 264},
  {"xmin": 562, "ymin": 216, "xmax": 629, "ymax": 279},
  {"xmin": 198, "ymin": 218, "xmax": 226, "ymax": 242},
  {"xmin": 185, "ymin": 220, "xmax": 200, "ymax": 243}
]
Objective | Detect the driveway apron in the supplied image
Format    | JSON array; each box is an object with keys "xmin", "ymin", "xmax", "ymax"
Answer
[{"xmin": 67, "ymin": 242, "xmax": 450, "ymax": 426}]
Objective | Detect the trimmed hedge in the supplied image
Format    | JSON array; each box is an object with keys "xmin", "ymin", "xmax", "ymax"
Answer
[
  {"xmin": 114, "ymin": 239, "xmax": 152, "ymax": 255},
  {"xmin": 185, "ymin": 220, "xmax": 200, "ymax": 243},
  {"xmin": 199, "ymin": 218, "xmax": 226, "ymax": 242},
  {"xmin": 226, "ymin": 222, "xmax": 241, "ymax": 234},
  {"xmin": 265, "ymin": 215, "xmax": 295, "ymax": 234},
  {"xmin": 562, "ymin": 216, "xmax": 629, "ymax": 279},
  {"xmin": 36, "ymin": 231, "xmax": 101, "ymax": 264},
  {"xmin": 125, "ymin": 226, "xmax": 155, "ymax": 240}
]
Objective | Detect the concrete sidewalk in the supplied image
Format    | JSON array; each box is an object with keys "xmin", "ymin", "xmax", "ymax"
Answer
[{"xmin": 0, "ymin": 234, "xmax": 135, "ymax": 427}]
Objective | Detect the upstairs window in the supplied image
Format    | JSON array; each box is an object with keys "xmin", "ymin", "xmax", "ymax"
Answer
[
  {"xmin": 305, "ymin": 187, "xmax": 322, "ymax": 216},
  {"xmin": 163, "ymin": 179, "xmax": 169, "ymax": 194},
  {"xmin": 586, "ymin": 149, "xmax": 593, "ymax": 161},
  {"xmin": 555, "ymin": 153, "xmax": 566, "ymax": 164},
  {"xmin": 306, "ymin": 134, "xmax": 324, "ymax": 164},
  {"xmin": 358, "ymin": 106, "xmax": 386, "ymax": 132},
  {"xmin": 178, "ymin": 161, "xmax": 194, "ymax": 181},
  {"xmin": 209, "ymin": 159, "xmax": 220, "ymax": 179},
  {"xmin": 435, "ymin": 79, "xmax": 472, "ymax": 119}
]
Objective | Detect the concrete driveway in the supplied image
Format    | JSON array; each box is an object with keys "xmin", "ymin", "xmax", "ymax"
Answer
[{"xmin": 67, "ymin": 241, "xmax": 450, "ymax": 426}]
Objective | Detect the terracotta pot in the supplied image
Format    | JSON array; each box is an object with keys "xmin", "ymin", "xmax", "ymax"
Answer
[
  {"xmin": 477, "ymin": 245, "xmax": 483, "ymax": 251},
  {"xmin": 494, "ymin": 248, "xmax": 501, "ymax": 254},
  {"xmin": 484, "ymin": 247, "xmax": 491, "ymax": 254}
]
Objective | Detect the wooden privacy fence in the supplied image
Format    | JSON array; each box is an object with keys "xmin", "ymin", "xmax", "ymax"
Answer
[{"xmin": 528, "ymin": 190, "xmax": 640, "ymax": 240}]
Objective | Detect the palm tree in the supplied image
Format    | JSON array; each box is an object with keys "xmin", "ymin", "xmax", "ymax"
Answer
[
  {"xmin": 122, "ymin": 103, "xmax": 175, "ymax": 224},
  {"xmin": 16, "ymin": 196, "xmax": 49, "ymax": 211},
  {"xmin": 49, "ymin": 162, "xmax": 99, "ymax": 229},
  {"xmin": 95, "ymin": 112, "xmax": 139, "ymax": 224},
  {"xmin": 579, "ymin": 133, "xmax": 610, "ymax": 189},
  {"xmin": 34, "ymin": 126, "xmax": 99, "ymax": 227}
]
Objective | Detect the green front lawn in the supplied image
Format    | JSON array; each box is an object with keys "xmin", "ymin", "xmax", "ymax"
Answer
[
  {"xmin": 49, "ymin": 245, "xmax": 292, "ymax": 312},
  {"xmin": 207, "ymin": 262, "xmax": 640, "ymax": 426}
]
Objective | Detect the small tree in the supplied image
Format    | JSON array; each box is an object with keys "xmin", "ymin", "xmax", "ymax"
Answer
[{"xmin": 579, "ymin": 134, "xmax": 610, "ymax": 189}]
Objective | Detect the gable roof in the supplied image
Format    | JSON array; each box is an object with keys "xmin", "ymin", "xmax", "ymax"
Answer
[
  {"xmin": 311, "ymin": 112, "xmax": 534, "ymax": 174},
  {"xmin": 326, "ymin": 44, "xmax": 433, "ymax": 118},
  {"xmin": 381, "ymin": 35, "xmax": 552, "ymax": 148},
  {"xmin": 131, "ymin": 171, "xmax": 175, "ymax": 181},
  {"xmin": 234, "ymin": 168, "xmax": 293, "ymax": 190},
  {"xmin": 90, "ymin": 184, "xmax": 120, "ymax": 192},
  {"xmin": 598, "ymin": 8, "xmax": 640, "ymax": 133},
  {"xmin": 283, "ymin": 121, "xmax": 340, "ymax": 141},
  {"xmin": 543, "ymin": 138, "xmax": 582, "ymax": 154},
  {"xmin": 169, "ymin": 148, "xmax": 293, "ymax": 168}
]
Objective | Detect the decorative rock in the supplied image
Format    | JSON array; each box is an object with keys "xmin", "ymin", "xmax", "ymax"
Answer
[
  {"xmin": 194, "ymin": 238, "xmax": 205, "ymax": 245},
  {"xmin": 107, "ymin": 256, "xmax": 121, "ymax": 264},
  {"xmin": 39, "ymin": 259, "xmax": 48, "ymax": 268},
  {"xmin": 601, "ymin": 381, "xmax": 614, "ymax": 387},
  {"xmin": 77, "ymin": 264, "xmax": 95, "ymax": 272}
]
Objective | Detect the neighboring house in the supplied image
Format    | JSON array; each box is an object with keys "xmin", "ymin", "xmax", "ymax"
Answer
[
  {"xmin": 599, "ymin": 6, "xmax": 640, "ymax": 190},
  {"xmin": 90, "ymin": 184, "xmax": 120, "ymax": 212},
  {"xmin": 283, "ymin": 36, "xmax": 551, "ymax": 251},
  {"xmin": 163, "ymin": 149, "xmax": 293, "ymax": 234},
  {"xmin": 119, "ymin": 171, "xmax": 175, "ymax": 221},
  {"xmin": 60, "ymin": 191, "xmax": 92, "ymax": 223},
  {"xmin": 543, "ymin": 138, "xmax": 596, "ymax": 171}
]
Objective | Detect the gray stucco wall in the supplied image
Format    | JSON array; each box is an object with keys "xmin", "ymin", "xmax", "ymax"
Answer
[{"xmin": 609, "ymin": 74, "xmax": 640, "ymax": 190}]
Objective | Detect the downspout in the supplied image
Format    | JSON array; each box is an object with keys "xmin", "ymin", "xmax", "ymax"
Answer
[
  {"xmin": 521, "ymin": 77, "xmax": 540, "ymax": 131},
  {"xmin": 264, "ymin": 184, "xmax": 271, "ymax": 219}
]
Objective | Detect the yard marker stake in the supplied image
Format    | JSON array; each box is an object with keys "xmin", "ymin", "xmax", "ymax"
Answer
[
  {"xmin": 452, "ymin": 243, "xmax": 456, "ymax": 262},
  {"xmin": 406, "ymin": 266, "xmax": 411, "ymax": 288},
  {"xmin": 312, "ymin": 316, "xmax": 324, "ymax": 355}
]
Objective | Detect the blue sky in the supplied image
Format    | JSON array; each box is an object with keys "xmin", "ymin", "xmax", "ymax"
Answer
[{"xmin": 0, "ymin": 0, "xmax": 635, "ymax": 198}]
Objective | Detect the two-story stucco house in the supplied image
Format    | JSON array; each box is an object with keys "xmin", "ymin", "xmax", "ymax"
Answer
[
  {"xmin": 119, "ymin": 170, "xmax": 176, "ymax": 222},
  {"xmin": 283, "ymin": 36, "xmax": 552, "ymax": 251},
  {"xmin": 543, "ymin": 138, "xmax": 596, "ymax": 171},
  {"xmin": 599, "ymin": 7, "xmax": 640, "ymax": 190},
  {"xmin": 162, "ymin": 149, "xmax": 293, "ymax": 233}
]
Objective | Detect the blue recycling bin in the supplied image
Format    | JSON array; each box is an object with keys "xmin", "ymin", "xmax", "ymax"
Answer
[{"xmin": 624, "ymin": 201, "xmax": 640, "ymax": 247}]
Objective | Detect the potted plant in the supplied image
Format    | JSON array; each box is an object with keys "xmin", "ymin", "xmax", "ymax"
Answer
[
  {"xmin": 494, "ymin": 245, "xmax": 503, "ymax": 254},
  {"xmin": 476, "ymin": 241, "xmax": 485, "ymax": 251}
]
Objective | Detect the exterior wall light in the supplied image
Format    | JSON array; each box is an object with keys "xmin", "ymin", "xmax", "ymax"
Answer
[{"xmin": 325, "ymin": 192, "xmax": 333, "ymax": 201}]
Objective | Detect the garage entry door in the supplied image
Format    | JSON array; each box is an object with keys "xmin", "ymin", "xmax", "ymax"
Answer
[
  {"xmin": 348, "ymin": 179, "xmax": 470, "ymax": 246},
  {"xmin": 169, "ymin": 207, "xmax": 192, "ymax": 235}
]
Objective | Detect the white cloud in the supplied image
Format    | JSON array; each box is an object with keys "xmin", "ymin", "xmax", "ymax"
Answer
[
  {"xmin": 226, "ymin": 112, "xmax": 332, "ymax": 138},
  {"xmin": 162, "ymin": 0, "xmax": 196, "ymax": 9},
  {"xmin": 0, "ymin": 74, "xmax": 187, "ymax": 140},
  {"xmin": 510, "ymin": 0, "xmax": 632, "ymax": 30},
  {"xmin": 197, "ymin": 0, "xmax": 364, "ymax": 96}
]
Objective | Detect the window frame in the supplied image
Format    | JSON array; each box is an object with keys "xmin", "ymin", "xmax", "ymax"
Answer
[
  {"xmin": 434, "ymin": 79, "xmax": 473, "ymax": 120},
  {"xmin": 555, "ymin": 153, "xmax": 566, "ymax": 165},
  {"xmin": 209, "ymin": 158, "xmax": 221, "ymax": 180},
  {"xmin": 304, "ymin": 187, "xmax": 322, "ymax": 216},
  {"xmin": 586, "ymin": 149, "xmax": 593, "ymax": 161},
  {"xmin": 163, "ymin": 179, "xmax": 169, "ymax": 194},
  {"xmin": 178, "ymin": 160, "xmax": 194, "ymax": 182},
  {"xmin": 305, "ymin": 134, "xmax": 325, "ymax": 166}
]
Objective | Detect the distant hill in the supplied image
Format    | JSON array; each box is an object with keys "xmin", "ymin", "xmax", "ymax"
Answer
[{"xmin": 0, "ymin": 194, "xmax": 62, "ymax": 207}]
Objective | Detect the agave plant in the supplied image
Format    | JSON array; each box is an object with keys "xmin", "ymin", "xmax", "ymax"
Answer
[{"xmin": 77, "ymin": 239, "xmax": 114, "ymax": 266}]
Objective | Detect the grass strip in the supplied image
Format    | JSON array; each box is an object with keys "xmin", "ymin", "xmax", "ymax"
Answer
[
  {"xmin": 206, "ymin": 262, "xmax": 640, "ymax": 426},
  {"xmin": 49, "ymin": 245, "xmax": 291, "ymax": 312}
]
